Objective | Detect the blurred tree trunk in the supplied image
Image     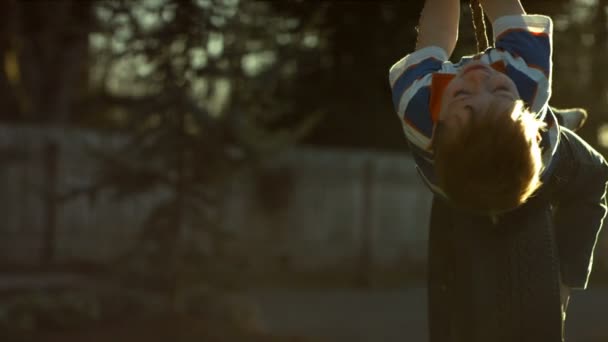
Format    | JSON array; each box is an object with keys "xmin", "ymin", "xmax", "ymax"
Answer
[
  {"xmin": 0, "ymin": 0, "xmax": 93, "ymax": 123},
  {"xmin": 0, "ymin": 0, "xmax": 95, "ymax": 269},
  {"xmin": 0, "ymin": 0, "xmax": 22, "ymax": 121}
]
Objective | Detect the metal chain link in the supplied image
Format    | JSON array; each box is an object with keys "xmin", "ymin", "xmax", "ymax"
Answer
[{"xmin": 470, "ymin": 0, "xmax": 489, "ymax": 52}]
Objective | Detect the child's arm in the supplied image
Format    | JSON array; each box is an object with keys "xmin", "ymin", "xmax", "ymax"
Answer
[
  {"xmin": 479, "ymin": 0, "xmax": 526, "ymax": 22},
  {"xmin": 479, "ymin": 0, "xmax": 552, "ymax": 114},
  {"xmin": 415, "ymin": 0, "xmax": 460, "ymax": 57},
  {"xmin": 388, "ymin": 0, "xmax": 463, "ymax": 156}
]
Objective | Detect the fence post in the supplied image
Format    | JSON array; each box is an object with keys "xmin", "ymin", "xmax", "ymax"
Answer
[
  {"xmin": 41, "ymin": 140, "xmax": 58, "ymax": 266},
  {"xmin": 357, "ymin": 159, "xmax": 375, "ymax": 288}
]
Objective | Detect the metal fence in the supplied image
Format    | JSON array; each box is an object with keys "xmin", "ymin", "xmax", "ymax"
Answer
[{"xmin": 0, "ymin": 125, "xmax": 432, "ymax": 270}]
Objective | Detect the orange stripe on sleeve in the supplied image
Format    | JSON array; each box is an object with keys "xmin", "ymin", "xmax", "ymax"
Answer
[
  {"xmin": 429, "ymin": 73, "xmax": 455, "ymax": 123},
  {"xmin": 491, "ymin": 61, "xmax": 507, "ymax": 73}
]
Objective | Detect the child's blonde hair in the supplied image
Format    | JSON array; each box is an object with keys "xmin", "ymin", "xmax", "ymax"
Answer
[{"xmin": 433, "ymin": 100, "xmax": 546, "ymax": 214}]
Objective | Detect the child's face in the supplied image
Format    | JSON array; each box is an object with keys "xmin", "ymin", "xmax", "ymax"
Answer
[{"xmin": 438, "ymin": 61, "xmax": 520, "ymax": 133}]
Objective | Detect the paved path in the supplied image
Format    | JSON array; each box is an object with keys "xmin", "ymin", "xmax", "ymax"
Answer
[{"xmin": 250, "ymin": 287, "xmax": 608, "ymax": 342}]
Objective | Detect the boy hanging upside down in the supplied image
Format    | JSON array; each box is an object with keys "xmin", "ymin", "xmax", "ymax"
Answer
[{"xmin": 388, "ymin": 0, "xmax": 608, "ymax": 328}]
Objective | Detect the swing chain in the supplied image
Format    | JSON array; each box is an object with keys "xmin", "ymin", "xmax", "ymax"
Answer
[{"xmin": 470, "ymin": 0, "xmax": 490, "ymax": 53}]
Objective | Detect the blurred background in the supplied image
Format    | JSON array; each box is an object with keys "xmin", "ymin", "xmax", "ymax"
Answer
[{"xmin": 1, "ymin": 0, "xmax": 608, "ymax": 341}]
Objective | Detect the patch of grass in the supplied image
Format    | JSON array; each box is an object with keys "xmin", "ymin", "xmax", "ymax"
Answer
[{"xmin": 7, "ymin": 315, "xmax": 325, "ymax": 342}]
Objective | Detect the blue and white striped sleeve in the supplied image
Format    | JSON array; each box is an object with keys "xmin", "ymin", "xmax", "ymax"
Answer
[
  {"xmin": 388, "ymin": 46, "xmax": 447, "ymax": 152},
  {"xmin": 490, "ymin": 14, "xmax": 553, "ymax": 114}
]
